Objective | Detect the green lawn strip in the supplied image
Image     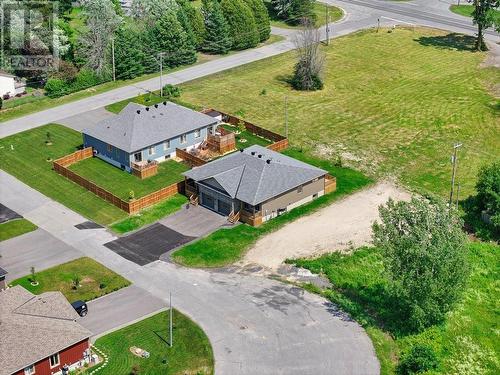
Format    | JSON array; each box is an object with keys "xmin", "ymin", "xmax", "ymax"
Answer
[
  {"xmin": 177, "ymin": 27, "xmax": 499, "ymax": 199},
  {"xmin": 10, "ymin": 257, "xmax": 131, "ymax": 303},
  {"xmin": 267, "ymin": 2, "xmax": 343, "ymax": 29},
  {"xmin": 291, "ymin": 242, "xmax": 500, "ymax": 374},
  {"xmin": 69, "ymin": 157, "xmax": 189, "ymax": 200},
  {"xmin": 0, "ymin": 219, "xmax": 38, "ymax": 242},
  {"xmin": 172, "ymin": 148, "xmax": 372, "ymax": 267},
  {"xmin": 110, "ymin": 194, "xmax": 188, "ymax": 234},
  {"xmin": 91, "ymin": 310, "xmax": 214, "ymax": 375},
  {"xmin": 221, "ymin": 124, "xmax": 273, "ymax": 147},
  {"xmin": 0, "ymin": 124, "xmax": 128, "ymax": 225},
  {"xmin": 450, "ymin": 4, "xmax": 500, "ymax": 18}
]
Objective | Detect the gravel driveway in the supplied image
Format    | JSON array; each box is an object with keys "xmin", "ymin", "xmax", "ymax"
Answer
[{"xmin": 242, "ymin": 181, "xmax": 410, "ymax": 270}]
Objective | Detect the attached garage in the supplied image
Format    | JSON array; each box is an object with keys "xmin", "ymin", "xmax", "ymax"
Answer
[{"xmin": 199, "ymin": 184, "xmax": 235, "ymax": 216}]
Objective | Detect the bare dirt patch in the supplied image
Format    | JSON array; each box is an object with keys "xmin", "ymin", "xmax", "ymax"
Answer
[{"xmin": 241, "ymin": 181, "xmax": 411, "ymax": 271}]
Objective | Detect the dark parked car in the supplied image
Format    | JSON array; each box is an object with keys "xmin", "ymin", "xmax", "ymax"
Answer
[{"xmin": 71, "ymin": 300, "xmax": 88, "ymax": 317}]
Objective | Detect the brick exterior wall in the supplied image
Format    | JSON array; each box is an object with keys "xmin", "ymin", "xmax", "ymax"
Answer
[{"xmin": 12, "ymin": 339, "xmax": 89, "ymax": 375}]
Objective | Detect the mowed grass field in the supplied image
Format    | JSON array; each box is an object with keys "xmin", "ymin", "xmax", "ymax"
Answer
[
  {"xmin": 92, "ymin": 310, "xmax": 214, "ymax": 375},
  {"xmin": 178, "ymin": 28, "xmax": 500, "ymax": 199}
]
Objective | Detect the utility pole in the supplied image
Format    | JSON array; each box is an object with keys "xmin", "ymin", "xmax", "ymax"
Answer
[
  {"xmin": 111, "ymin": 38, "xmax": 116, "ymax": 82},
  {"xmin": 284, "ymin": 96, "xmax": 288, "ymax": 138},
  {"xmin": 169, "ymin": 292, "xmax": 173, "ymax": 347},
  {"xmin": 455, "ymin": 182, "xmax": 461, "ymax": 209},
  {"xmin": 449, "ymin": 143, "xmax": 462, "ymax": 206},
  {"xmin": 159, "ymin": 52, "xmax": 164, "ymax": 98},
  {"xmin": 325, "ymin": 5, "xmax": 330, "ymax": 45}
]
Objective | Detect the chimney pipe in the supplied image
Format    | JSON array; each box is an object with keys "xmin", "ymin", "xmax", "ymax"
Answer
[
  {"xmin": 145, "ymin": 107, "xmax": 150, "ymax": 111},
  {"xmin": 136, "ymin": 110, "xmax": 141, "ymax": 114}
]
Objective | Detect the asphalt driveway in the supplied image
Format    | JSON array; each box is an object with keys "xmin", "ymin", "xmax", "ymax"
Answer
[
  {"xmin": 104, "ymin": 223, "xmax": 196, "ymax": 266},
  {"xmin": 80, "ymin": 285, "xmax": 166, "ymax": 339},
  {"xmin": 0, "ymin": 204, "xmax": 22, "ymax": 223}
]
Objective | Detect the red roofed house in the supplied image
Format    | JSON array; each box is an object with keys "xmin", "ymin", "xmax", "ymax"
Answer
[{"xmin": 0, "ymin": 286, "xmax": 93, "ymax": 375}]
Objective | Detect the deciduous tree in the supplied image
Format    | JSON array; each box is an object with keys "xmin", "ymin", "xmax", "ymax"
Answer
[
  {"xmin": 471, "ymin": 0, "xmax": 500, "ymax": 50},
  {"xmin": 291, "ymin": 22, "xmax": 324, "ymax": 91},
  {"xmin": 372, "ymin": 197, "xmax": 469, "ymax": 333}
]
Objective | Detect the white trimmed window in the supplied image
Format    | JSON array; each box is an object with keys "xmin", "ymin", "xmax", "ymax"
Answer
[
  {"xmin": 49, "ymin": 353, "xmax": 60, "ymax": 368},
  {"xmin": 148, "ymin": 146, "xmax": 155, "ymax": 156},
  {"xmin": 164, "ymin": 140, "xmax": 170, "ymax": 150},
  {"xmin": 180, "ymin": 134, "xmax": 187, "ymax": 144},
  {"xmin": 24, "ymin": 365, "xmax": 35, "ymax": 375},
  {"xmin": 194, "ymin": 129, "xmax": 201, "ymax": 138}
]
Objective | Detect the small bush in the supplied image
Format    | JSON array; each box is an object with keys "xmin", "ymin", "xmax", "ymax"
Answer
[
  {"xmin": 476, "ymin": 161, "xmax": 500, "ymax": 228},
  {"xmin": 99, "ymin": 282, "xmax": 107, "ymax": 289},
  {"xmin": 397, "ymin": 344, "xmax": 439, "ymax": 375},
  {"xmin": 0, "ymin": 97, "xmax": 3, "ymax": 109},
  {"xmin": 44, "ymin": 78, "xmax": 68, "ymax": 98},
  {"xmin": 162, "ymin": 84, "xmax": 181, "ymax": 99}
]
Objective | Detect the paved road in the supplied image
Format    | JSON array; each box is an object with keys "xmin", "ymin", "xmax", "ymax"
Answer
[
  {"xmin": 0, "ymin": 228, "xmax": 82, "ymax": 281},
  {"xmin": 1, "ymin": 0, "xmax": 497, "ymax": 138},
  {"xmin": 0, "ymin": 169, "xmax": 379, "ymax": 374}
]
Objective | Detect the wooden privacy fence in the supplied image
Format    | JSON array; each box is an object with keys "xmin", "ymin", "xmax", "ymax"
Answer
[
  {"xmin": 176, "ymin": 148, "xmax": 206, "ymax": 167},
  {"xmin": 54, "ymin": 148, "xmax": 183, "ymax": 214},
  {"xmin": 202, "ymin": 108, "xmax": 289, "ymax": 152}
]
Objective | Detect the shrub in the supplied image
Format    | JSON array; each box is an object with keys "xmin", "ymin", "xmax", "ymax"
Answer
[
  {"xmin": 44, "ymin": 78, "xmax": 68, "ymax": 98},
  {"xmin": 99, "ymin": 282, "xmax": 107, "ymax": 289},
  {"xmin": 162, "ymin": 84, "xmax": 181, "ymax": 99},
  {"xmin": 0, "ymin": 97, "xmax": 3, "ymax": 109},
  {"xmin": 397, "ymin": 344, "xmax": 439, "ymax": 375},
  {"xmin": 476, "ymin": 161, "xmax": 500, "ymax": 228}
]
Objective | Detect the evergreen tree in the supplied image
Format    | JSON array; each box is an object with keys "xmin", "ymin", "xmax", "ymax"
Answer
[
  {"xmin": 177, "ymin": 0, "xmax": 206, "ymax": 49},
  {"xmin": 272, "ymin": 0, "xmax": 315, "ymax": 25},
  {"xmin": 244, "ymin": 0, "xmax": 271, "ymax": 42},
  {"xmin": 151, "ymin": 11, "xmax": 197, "ymax": 67},
  {"xmin": 114, "ymin": 26, "xmax": 145, "ymax": 80},
  {"xmin": 221, "ymin": 0, "xmax": 259, "ymax": 50},
  {"xmin": 201, "ymin": 0, "xmax": 232, "ymax": 54},
  {"xmin": 176, "ymin": 1, "xmax": 198, "ymax": 50}
]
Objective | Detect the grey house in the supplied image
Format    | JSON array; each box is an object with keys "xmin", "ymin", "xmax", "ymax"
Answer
[
  {"xmin": 82, "ymin": 102, "xmax": 219, "ymax": 172},
  {"xmin": 184, "ymin": 145, "xmax": 331, "ymax": 225}
]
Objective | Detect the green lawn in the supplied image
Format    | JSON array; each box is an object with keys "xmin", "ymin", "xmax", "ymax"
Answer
[
  {"xmin": 172, "ymin": 147, "xmax": 372, "ymax": 267},
  {"xmin": 291, "ymin": 242, "xmax": 500, "ymax": 375},
  {"xmin": 450, "ymin": 4, "xmax": 500, "ymax": 18},
  {"xmin": 221, "ymin": 124, "xmax": 273, "ymax": 147},
  {"xmin": 177, "ymin": 27, "xmax": 500, "ymax": 200},
  {"xmin": 69, "ymin": 157, "xmax": 189, "ymax": 200},
  {"xmin": 110, "ymin": 194, "xmax": 188, "ymax": 234},
  {"xmin": 92, "ymin": 310, "xmax": 214, "ymax": 375},
  {"xmin": 10, "ymin": 257, "xmax": 131, "ymax": 302},
  {"xmin": 0, "ymin": 219, "xmax": 37, "ymax": 242},
  {"xmin": 0, "ymin": 124, "xmax": 128, "ymax": 225},
  {"xmin": 267, "ymin": 2, "xmax": 343, "ymax": 29}
]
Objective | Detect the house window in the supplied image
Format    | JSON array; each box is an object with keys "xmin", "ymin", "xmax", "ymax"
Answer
[
  {"xmin": 107, "ymin": 144, "xmax": 112, "ymax": 152},
  {"xmin": 297, "ymin": 186, "xmax": 303, "ymax": 193},
  {"xmin": 180, "ymin": 134, "xmax": 187, "ymax": 144},
  {"xmin": 49, "ymin": 353, "xmax": 60, "ymax": 368},
  {"xmin": 209, "ymin": 126, "xmax": 215, "ymax": 135},
  {"xmin": 164, "ymin": 140, "xmax": 170, "ymax": 150},
  {"xmin": 148, "ymin": 146, "xmax": 155, "ymax": 156},
  {"xmin": 194, "ymin": 129, "xmax": 201, "ymax": 138},
  {"xmin": 24, "ymin": 365, "xmax": 35, "ymax": 375}
]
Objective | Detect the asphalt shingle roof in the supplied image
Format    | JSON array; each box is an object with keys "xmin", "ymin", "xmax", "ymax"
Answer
[
  {"xmin": 82, "ymin": 102, "xmax": 217, "ymax": 153},
  {"xmin": 184, "ymin": 145, "xmax": 327, "ymax": 205},
  {"xmin": 0, "ymin": 267, "xmax": 7, "ymax": 277},
  {"xmin": 0, "ymin": 286, "xmax": 92, "ymax": 375}
]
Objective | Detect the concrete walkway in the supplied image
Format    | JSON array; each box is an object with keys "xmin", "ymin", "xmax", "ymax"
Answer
[{"xmin": 0, "ymin": 169, "xmax": 379, "ymax": 374}]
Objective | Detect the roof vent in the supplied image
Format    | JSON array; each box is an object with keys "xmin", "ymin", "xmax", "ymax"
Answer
[
  {"xmin": 163, "ymin": 101, "xmax": 167, "ymax": 105},
  {"xmin": 136, "ymin": 110, "xmax": 141, "ymax": 114},
  {"xmin": 266, "ymin": 159, "xmax": 271, "ymax": 164},
  {"xmin": 145, "ymin": 107, "xmax": 150, "ymax": 111},
  {"xmin": 239, "ymin": 149, "xmax": 244, "ymax": 152},
  {"xmin": 258, "ymin": 154, "xmax": 262, "ymax": 158},
  {"xmin": 154, "ymin": 104, "xmax": 158, "ymax": 108},
  {"xmin": 251, "ymin": 151, "xmax": 256, "ymax": 156}
]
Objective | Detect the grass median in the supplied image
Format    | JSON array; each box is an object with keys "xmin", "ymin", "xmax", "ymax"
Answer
[
  {"xmin": 172, "ymin": 147, "xmax": 372, "ymax": 268},
  {"xmin": 0, "ymin": 219, "xmax": 37, "ymax": 242}
]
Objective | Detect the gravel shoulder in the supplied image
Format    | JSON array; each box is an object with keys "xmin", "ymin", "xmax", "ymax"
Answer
[{"xmin": 242, "ymin": 181, "xmax": 410, "ymax": 271}]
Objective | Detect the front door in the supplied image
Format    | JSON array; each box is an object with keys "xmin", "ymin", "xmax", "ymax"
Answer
[{"xmin": 134, "ymin": 152, "xmax": 142, "ymax": 162}]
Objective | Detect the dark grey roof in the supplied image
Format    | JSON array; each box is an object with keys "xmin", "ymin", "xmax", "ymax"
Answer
[
  {"xmin": 184, "ymin": 145, "xmax": 327, "ymax": 205},
  {"xmin": 0, "ymin": 267, "xmax": 7, "ymax": 277},
  {"xmin": 0, "ymin": 286, "xmax": 92, "ymax": 375},
  {"xmin": 82, "ymin": 102, "xmax": 217, "ymax": 153}
]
